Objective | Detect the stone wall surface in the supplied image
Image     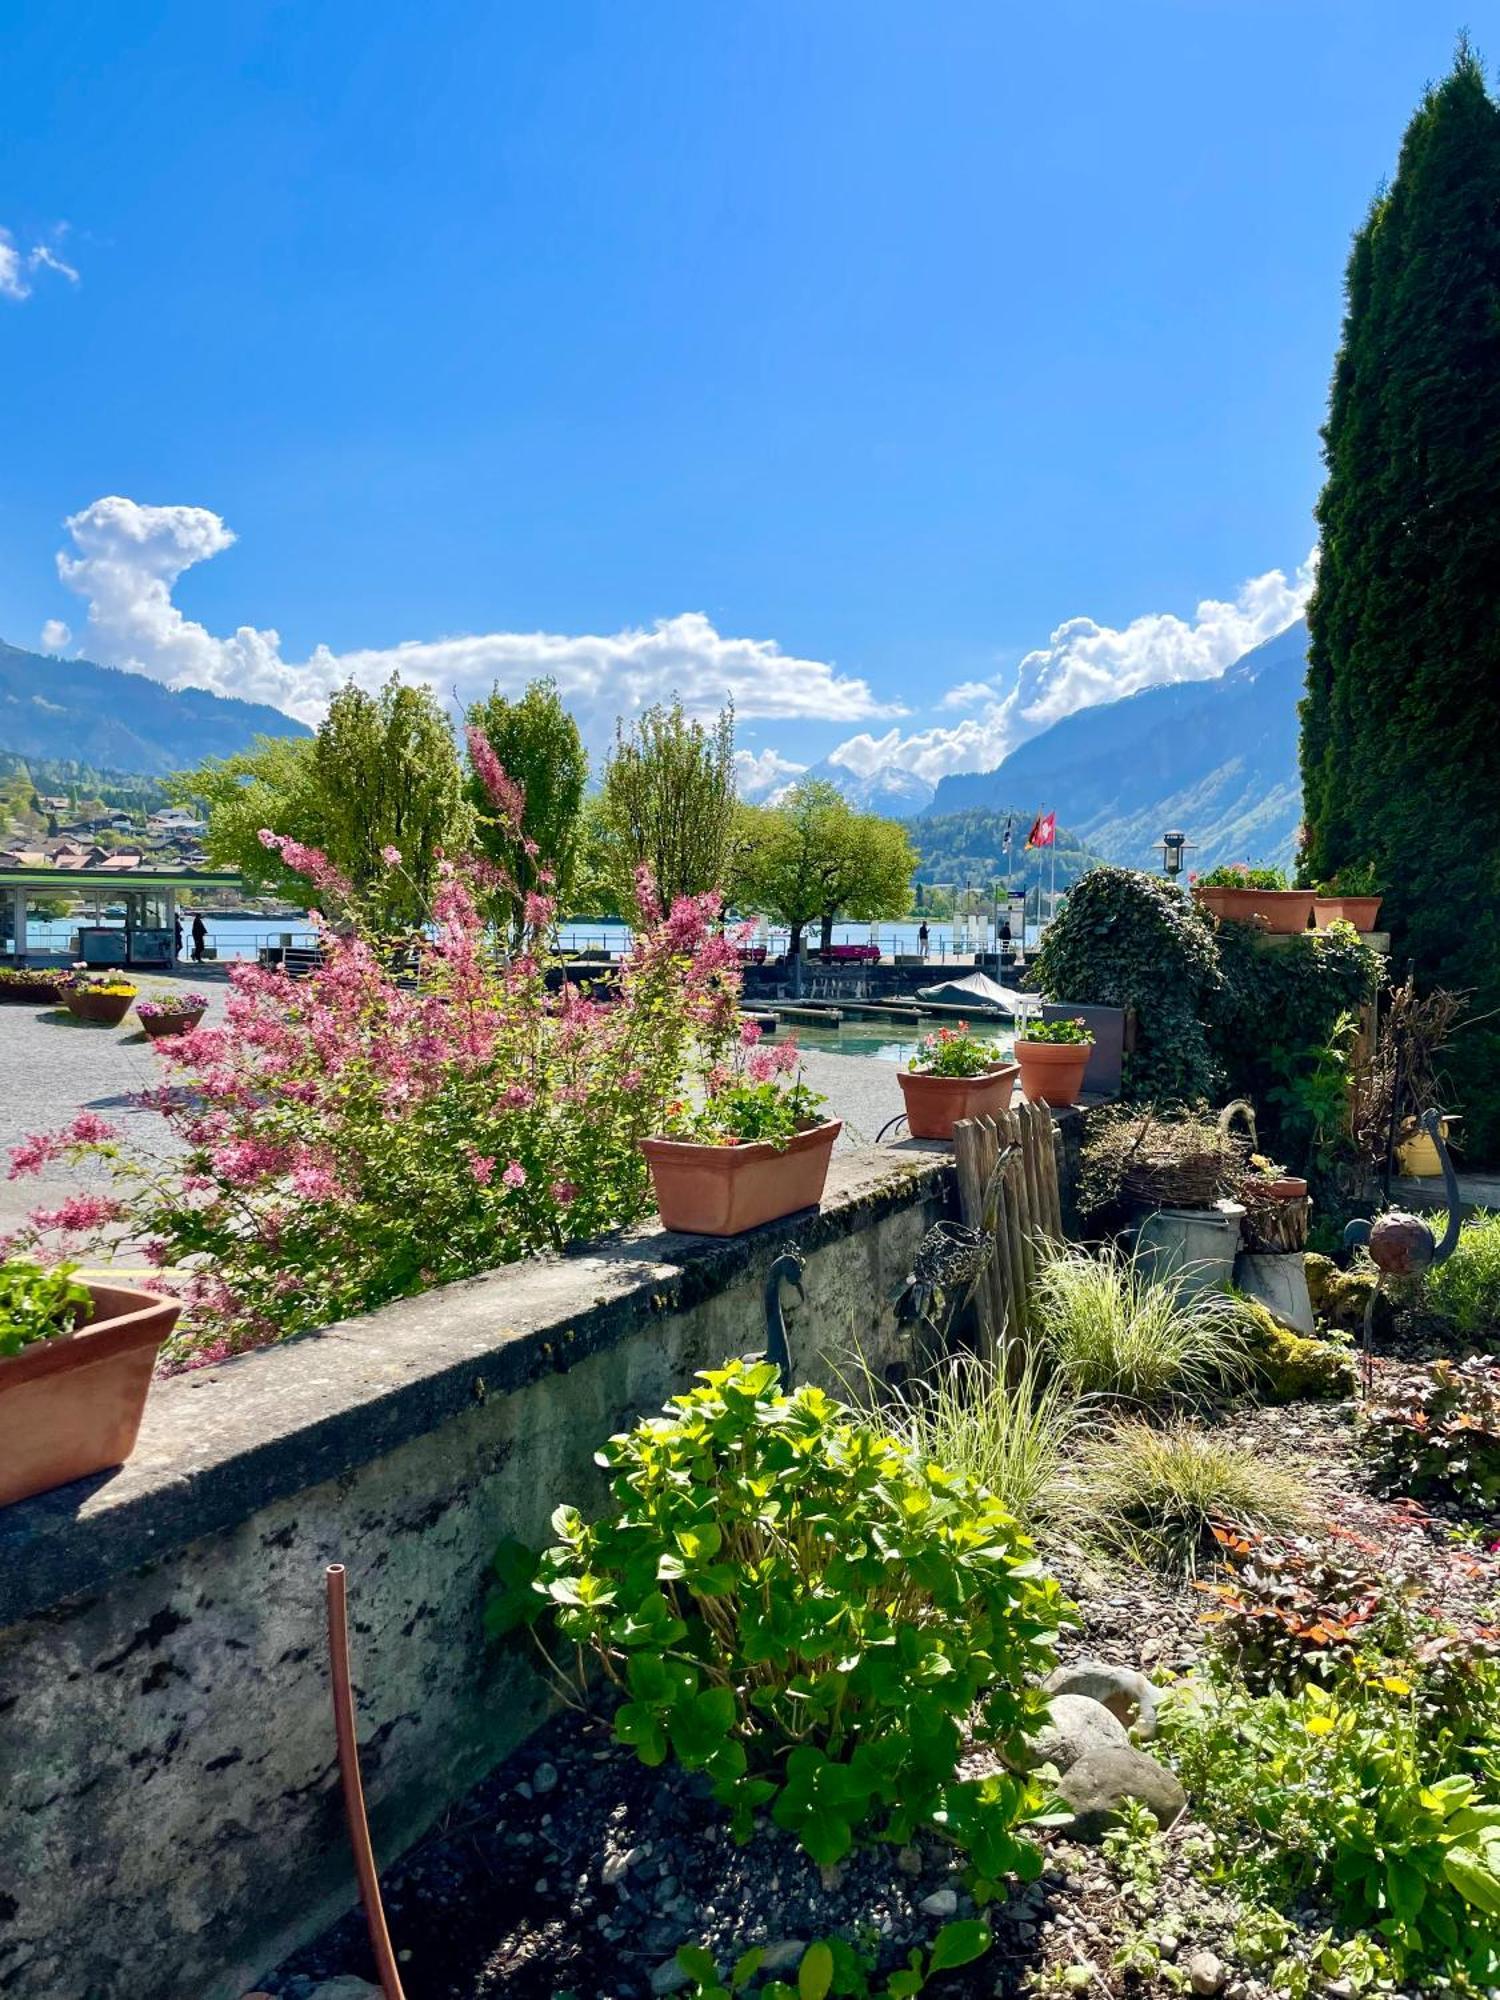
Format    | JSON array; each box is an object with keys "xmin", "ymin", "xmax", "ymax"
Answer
[{"xmin": 0, "ymin": 1146, "xmax": 953, "ymax": 2000}]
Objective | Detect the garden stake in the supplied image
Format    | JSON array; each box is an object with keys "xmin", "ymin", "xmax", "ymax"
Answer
[{"xmin": 325, "ymin": 1563, "xmax": 408, "ymax": 2000}]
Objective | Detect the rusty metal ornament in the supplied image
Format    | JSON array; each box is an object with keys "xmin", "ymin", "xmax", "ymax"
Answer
[{"xmin": 1365, "ymin": 1209, "xmax": 1440, "ymax": 1277}]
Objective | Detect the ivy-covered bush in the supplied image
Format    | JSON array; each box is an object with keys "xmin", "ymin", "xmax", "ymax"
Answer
[
  {"xmin": 492, "ymin": 1359, "xmax": 1068, "ymax": 1877},
  {"xmin": 1033, "ymin": 867, "xmax": 1223, "ymax": 1104}
]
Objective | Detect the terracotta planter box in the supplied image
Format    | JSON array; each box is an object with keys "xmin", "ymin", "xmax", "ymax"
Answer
[
  {"xmin": 0, "ymin": 1282, "xmax": 180, "ymax": 1509},
  {"xmin": 1014, "ymin": 1039, "xmax": 1092, "ymax": 1109},
  {"xmin": 1246, "ymin": 1175, "xmax": 1308, "ymax": 1202},
  {"xmin": 1193, "ymin": 886, "xmax": 1315, "ymax": 935},
  {"xmin": 897, "ymin": 1062, "xmax": 1020, "ymax": 1141},
  {"xmin": 139, "ymin": 1007, "xmax": 206, "ymax": 1040},
  {"xmin": 0, "ymin": 978, "xmax": 69, "ymax": 1005},
  {"xmin": 641, "ymin": 1119, "xmax": 843, "ymax": 1237},
  {"xmin": 64, "ymin": 989, "xmax": 136, "ymax": 1026},
  {"xmin": 1313, "ymin": 895, "xmax": 1382, "ymax": 932}
]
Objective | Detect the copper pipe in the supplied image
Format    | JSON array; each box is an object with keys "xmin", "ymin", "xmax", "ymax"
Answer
[{"xmin": 325, "ymin": 1563, "xmax": 408, "ymax": 2000}]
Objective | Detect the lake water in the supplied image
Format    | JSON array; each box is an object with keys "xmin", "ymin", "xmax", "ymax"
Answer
[
  {"xmin": 23, "ymin": 913, "xmax": 1040, "ymax": 963},
  {"xmin": 783, "ymin": 1016, "xmax": 1017, "ymax": 1065}
]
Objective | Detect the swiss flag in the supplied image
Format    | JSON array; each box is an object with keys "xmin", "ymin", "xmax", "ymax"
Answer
[{"xmin": 1026, "ymin": 811, "xmax": 1056, "ymax": 850}]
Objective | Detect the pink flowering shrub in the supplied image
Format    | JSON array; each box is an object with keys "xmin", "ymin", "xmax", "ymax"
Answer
[{"xmin": 6, "ymin": 735, "xmax": 745, "ymax": 1366}]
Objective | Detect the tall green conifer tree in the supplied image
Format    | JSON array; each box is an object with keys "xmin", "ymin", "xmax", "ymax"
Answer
[{"xmin": 1301, "ymin": 42, "xmax": 1500, "ymax": 1156}]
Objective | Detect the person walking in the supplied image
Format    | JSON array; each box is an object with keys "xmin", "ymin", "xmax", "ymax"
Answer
[{"xmin": 190, "ymin": 913, "xmax": 208, "ymax": 964}]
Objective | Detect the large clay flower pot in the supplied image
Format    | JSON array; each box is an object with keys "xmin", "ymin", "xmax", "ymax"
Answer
[
  {"xmin": 1313, "ymin": 895, "xmax": 1382, "ymax": 932},
  {"xmin": 138, "ymin": 1006, "xmax": 207, "ymax": 1040},
  {"xmin": 0, "ymin": 1282, "xmax": 180, "ymax": 1508},
  {"xmin": 1193, "ymin": 886, "xmax": 1315, "ymax": 935},
  {"xmin": 64, "ymin": 989, "xmax": 135, "ymax": 1027},
  {"xmin": 1014, "ymin": 1039, "xmax": 1092, "ymax": 1109},
  {"xmin": 897, "ymin": 1063, "xmax": 1020, "ymax": 1141},
  {"xmin": 641, "ymin": 1120, "xmax": 843, "ymax": 1237}
]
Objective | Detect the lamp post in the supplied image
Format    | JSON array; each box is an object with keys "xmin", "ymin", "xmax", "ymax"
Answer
[{"xmin": 1160, "ymin": 829, "xmax": 1190, "ymax": 881}]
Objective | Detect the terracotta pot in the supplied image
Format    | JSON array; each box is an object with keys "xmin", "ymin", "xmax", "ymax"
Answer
[
  {"xmin": 1014, "ymin": 1038, "xmax": 1092, "ymax": 1109},
  {"xmin": 1193, "ymin": 886, "xmax": 1316, "ymax": 935},
  {"xmin": 0, "ymin": 1282, "xmax": 180, "ymax": 1508},
  {"xmin": 1313, "ymin": 895, "xmax": 1382, "ymax": 932},
  {"xmin": 897, "ymin": 1062, "xmax": 1020, "ymax": 1141},
  {"xmin": 138, "ymin": 1006, "xmax": 206, "ymax": 1040},
  {"xmin": 64, "ymin": 989, "xmax": 136, "ymax": 1026},
  {"xmin": 641, "ymin": 1119, "xmax": 842, "ymax": 1237},
  {"xmin": 0, "ymin": 977, "xmax": 68, "ymax": 1004},
  {"xmin": 1244, "ymin": 1174, "xmax": 1307, "ymax": 1202}
]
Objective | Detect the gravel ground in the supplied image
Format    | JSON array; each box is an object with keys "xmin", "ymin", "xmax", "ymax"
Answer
[{"xmin": 0, "ymin": 971, "xmax": 227, "ymax": 1235}]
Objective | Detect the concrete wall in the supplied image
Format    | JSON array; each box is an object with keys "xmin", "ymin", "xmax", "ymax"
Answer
[{"xmin": 0, "ymin": 1147, "xmax": 954, "ymax": 2000}]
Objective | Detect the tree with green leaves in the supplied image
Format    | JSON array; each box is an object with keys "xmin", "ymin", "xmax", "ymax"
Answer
[
  {"xmin": 598, "ymin": 700, "xmax": 737, "ymax": 909},
  {"xmin": 464, "ymin": 679, "xmax": 588, "ymax": 942},
  {"xmin": 736, "ymin": 780, "xmax": 917, "ymax": 954},
  {"xmin": 174, "ymin": 677, "xmax": 469, "ymax": 923},
  {"xmin": 1299, "ymin": 42, "xmax": 1500, "ymax": 1158}
]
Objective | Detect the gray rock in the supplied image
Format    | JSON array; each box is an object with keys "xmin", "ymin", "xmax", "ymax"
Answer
[
  {"xmin": 896, "ymin": 1844, "xmax": 924, "ymax": 1877},
  {"xmin": 533, "ymin": 1760, "xmax": 559, "ymax": 1794},
  {"xmin": 307, "ymin": 1983, "xmax": 383, "ymax": 2000},
  {"xmin": 1042, "ymin": 1661, "xmax": 1166, "ymax": 1740},
  {"xmin": 1023, "ymin": 1693, "xmax": 1187, "ymax": 1840},
  {"xmin": 760, "ymin": 1941, "xmax": 807, "ymax": 1973},
  {"xmin": 1189, "ymin": 1951, "xmax": 1226, "ymax": 1995},
  {"xmin": 602, "ymin": 1851, "xmax": 631, "ymax": 1887},
  {"xmin": 920, "ymin": 1888, "xmax": 959, "ymax": 1917},
  {"xmin": 651, "ymin": 1959, "xmax": 692, "ymax": 1996}
]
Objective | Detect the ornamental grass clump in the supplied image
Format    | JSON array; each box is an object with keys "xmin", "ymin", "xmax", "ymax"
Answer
[
  {"xmin": 1031, "ymin": 1242, "xmax": 1253, "ymax": 1404},
  {"xmin": 492, "ymin": 1358, "xmax": 1069, "ymax": 1878},
  {"xmin": 5, "ymin": 734, "xmax": 744, "ymax": 1367},
  {"xmin": 1080, "ymin": 1417, "xmax": 1308, "ymax": 1575}
]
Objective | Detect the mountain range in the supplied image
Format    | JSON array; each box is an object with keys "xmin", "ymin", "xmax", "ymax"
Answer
[
  {"xmin": 922, "ymin": 619, "xmax": 1309, "ymax": 871},
  {"xmin": 0, "ymin": 639, "xmax": 309, "ymax": 776}
]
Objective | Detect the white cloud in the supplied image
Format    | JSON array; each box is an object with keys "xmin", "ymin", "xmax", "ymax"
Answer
[
  {"xmin": 829, "ymin": 554, "xmax": 1316, "ymax": 787},
  {"xmin": 735, "ymin": 747, "xmax": 808, "ymax": 802},
  {"xmin": 53, "ymin": 496, "xmax": 900, "ymax": 745},
  {"xmin": 39, "ymin": 619, "xmax": 71, "ymax": 653},
  {"xmin": 0, "ymin": 225, "xmax": 79, "ymax": 301}
]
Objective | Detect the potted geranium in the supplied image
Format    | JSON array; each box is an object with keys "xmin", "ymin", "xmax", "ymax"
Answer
[
  {"xmin": 1192, "ymin": 864, "xmax": 1315, "ymax": 936},
  {"xmin": 1013, "ymin": 1014, "xmax": 1095, "ymax": 1108},
  {"xmin": 640, "ymin": 1033, "xmax": 842, "ymax": 1237},
  {"xmin": 1313, "ymin": 863, "xmax": 1383, "ymax": 933},
  {"xmin": 63, "ymin": 970, "xmax": 138, "ymax": 1027},
  {"xmin": 135, "ymin": 990, "xmax": 208, "ymax": 1040},
  {"xmin": 0, "ymin": 966, "xmax": 71, "ymax": 1005},
  {"xmin": 0, "ymin": 1259, "xmax": 181, "ymax": 1507},
  {"xmin": 897, "ymin": 1022, "xmax": 1020, "ymax": 1140}
]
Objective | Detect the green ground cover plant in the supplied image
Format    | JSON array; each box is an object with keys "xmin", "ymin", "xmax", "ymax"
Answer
[
  {"xmin": 1362, "ymin": 1358, "xmax": 1500, "ymax": 1511},
  {"xmin": 674, "ymin": 1922, "xmax": 990, "ymax": 2000},
  {"xmin": 1401, "ymin": 1211, "xmax": 1500, "ymax": 1347},
  {"xmin": 491, "ymin": 1359, "xmax": 1069, "ymax": 1876}
]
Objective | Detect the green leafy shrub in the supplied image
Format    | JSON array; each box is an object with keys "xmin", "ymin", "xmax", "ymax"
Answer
[
  {"xmin": 1237, "ymin": 1298, "xmax": 1356, "ymax": 1403},
  {"xmin": 1032, "ymin": 867, "xmax": 1222, "ymax": 1104},
  {"xmin": 674, "ymin": 1922, "xmax": 990, "ymax": 2000},
  {"xmin": 1402, "ymin": 1210, "xmax": 1500, "ymax": 1347},
  {"xmin": 1362, "ymin": 1358, "xmax": 1500, "ymax": 1510},
  {"xmin": 491, "ymin": 1359, "xmax": 1068, "ymax": 1873},
  {"xmin": 1079, "ymin": 1417, "xmax": 1308, "ymax": 1575},
  {"xmin": 1196, "ymin": 1526, "xmax": 1394, "ymax": 1692},
  {"xmin": 1159, "ymin": 1674, "xmax": 1500, "ymax": 1986},
  {"xmin": 0, "ymin": 1257, "xmax": 90, "ymax": 1358},
  {"xmin": 1032, "ymin": 1243, "xmax": 1252, "ymax": 1404}
]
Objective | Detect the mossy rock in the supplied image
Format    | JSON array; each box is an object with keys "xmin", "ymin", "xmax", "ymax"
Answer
[
  {"xmin": 1241, "ymin": 1297, "xmax": 1357, "ymax": 1403},
  {"xmin": 1304, "ymin": 1252, "xmax": 1393, "ymax": 1340}
]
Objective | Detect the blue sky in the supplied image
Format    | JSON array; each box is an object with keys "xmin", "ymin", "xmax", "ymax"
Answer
[{"xmin": 0, "ymin": 2, "xmax": 1487, "ymax": 795}]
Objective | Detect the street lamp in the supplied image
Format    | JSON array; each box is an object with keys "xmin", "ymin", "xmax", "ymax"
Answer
[{"xmin": 1160, "ymin": 829, "xmax": 1190, "ymax": 879}]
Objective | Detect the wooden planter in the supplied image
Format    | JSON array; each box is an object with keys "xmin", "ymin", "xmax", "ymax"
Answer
[
  {"xmin": 0, "ymin": 1282, "xmax": 180, "ymax": 1508},
  {"xmin": 897, "ymin": 1063, "xmax": 1020, "ymax": 1141},
  {"xmin": 64, "ymin": 989, "xmax": 136, "ymax": 1027},
  {"xmin": 1313, "ymin": 895, "xmax": 1382, "ymax": 932},
  {"xmin": 1240, "ymin": 1177, "xmax": 1310, "ymax": 1253},
  {"xmin": 1014, "ymin": 1039, "xmax": 1092, "ymax": 1109},
  {"xmin": 138, "ymin": 1006, "xmax": 207, "ymax": 1040},
  {"xmin": 640, "ymin": 1119, "xmax": 843, "ymax": 1237},
  {"xmin": 1193, "ymin": 886, "xmax": 1316, "ymax": 935}
]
